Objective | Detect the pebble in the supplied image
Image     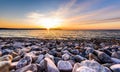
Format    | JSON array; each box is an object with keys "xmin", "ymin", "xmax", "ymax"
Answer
[
  {"xmin": 94, "ymin": 50, "xmax": 112, "ymax": 63},
  {"xmin": 35, "ymin": 54, "xmax": 44, "ymax": 64},
  {"xmin": 62, "ymin": 53, "xmax": 70, "ymax": 60},
  {"xmin": 57, "ymin": 60, "xmax": 72, "ymax": 72},
  {"xmin": 45, "ymin": 58, "xmax": 59, "ymax": 72},
  {"xmin": 15, "ymin": 64, "xmax": 38, "ymax": 72},
  {"xmin": 73, "ymin": 55, "xmax": 86, "ymax": 62},
  {"xmin": 80, "ymin": 60, "xmax": 107, "ymax": 72},
  {"xmin": 16, "ymin": 55, "xmax": 32, "ymax": 69},
  {"xmin": 0, "ymin": 61, "xmax": 11, "ymax": 72},
  {"xmin": 0, "ymin": 38, "xmax": 120, "ymax": 72},
  {"xmin": 110, "ymin": 64, "xmax": 120, "ymax": 72}
]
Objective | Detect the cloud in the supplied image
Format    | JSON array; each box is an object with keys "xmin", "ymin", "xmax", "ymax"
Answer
[{"xmin": 27, "ymin": 0, "xmax": 120, "ymax": 26}]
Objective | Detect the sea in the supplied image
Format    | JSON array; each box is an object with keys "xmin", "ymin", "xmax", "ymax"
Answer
[{"xmin": 0, "ymin": 30, "xmax": 120, "ymax": 40}]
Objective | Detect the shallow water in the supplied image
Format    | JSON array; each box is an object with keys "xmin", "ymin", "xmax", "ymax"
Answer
[{"xmin": 0, "ymin": 30, "xmax": 120, "ymax": 40}]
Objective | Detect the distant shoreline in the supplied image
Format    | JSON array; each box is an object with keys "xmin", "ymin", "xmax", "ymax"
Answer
[{"xmin": 0, "ymin": 28, "xmax": 120, "ymax": 31}]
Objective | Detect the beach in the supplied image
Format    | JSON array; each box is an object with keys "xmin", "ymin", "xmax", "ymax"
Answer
[{"xmin": 0, "ymin": 37, "xmax": 120, "ymax": 72}]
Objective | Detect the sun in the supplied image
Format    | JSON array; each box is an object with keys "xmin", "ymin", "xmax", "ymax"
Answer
[{"xmin": 40, "ymin": 18, "xmax": 62, "ymax": 29}]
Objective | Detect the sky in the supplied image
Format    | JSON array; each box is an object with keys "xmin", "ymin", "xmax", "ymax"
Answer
[{"xmin": 0, "ymin": 0, "xmax": 120, "ymax": 30}]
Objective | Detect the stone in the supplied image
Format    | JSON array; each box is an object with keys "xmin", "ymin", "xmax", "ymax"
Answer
[
  {"xmin": 0, "ymin": 51, "xmax": 2, "ymax": 56},
  {"xmin": 68, "ymin": 60, "xmax": 75, "ymax": 66},
  {"xmin": 0, "ymin": 55, "xmax": 13, "ymax": 62},
  {"xmin": 73, "ymin": 55, "xmax": 86, "ymax": 62},
  {"xmin": 85, "ymin": 47, "xmax": 94, "ymax": 54},
  {"xmin": 111, "ymin": 58, "xmax": 120, "ymax": 64},
  {"xmin": 10, "ymin": 51, "xmax": 18, "ymax": 58},
  {"xmin": 70, "ymin": 49, "xmax": 79, "ymax": 55},
  {"xmin": 45, "ymin": 58, "xmax": 59, "ymax": 72},
  {"xmin": 45, "ymin": 53, "xmax": 54, "ymax": 62},
  {"xmin": 35, "ymin": 54, "xmax": 44, "ymax": 64},
  {"xmin": 110, "ymin": 64, "xmax": 120, "ymax": 72},
  {"xmin": 16, "ymin": 55, "xmax": 32, "ymax": 69},
  {"xmin": 80, "ymin": 60, "xmax": 107, "ymax": 72},
  {"xmin": 74, "ymin": 66, "xmax": 96, "ymax": 72},
  {"xmin": 111, "ymin": 52, "xmax": 120, "ymax": 59},
  {"xmin": 0, "ymin": 61, "xmax": 11, "ymax": 72},
  {"xmin": 105, "ymin": 67, "xmax": 112, "ymax": 72},
  {"xmin": 57, "ymin": 60, "xmax": 72, "ymax": 72},
  {"xmin": 62, "ymin": 53, "xmax": 70, "ymax": 61},
  {"xmin": 2, "ymin": 49, "xmax": 12, "ymax": 55},
  {"xmin": 54, "ymin": 57, "xmax": 62, "ymax": 65},
  {"xmin": 13, "ymin": 56, "xmax": 21, "ymax": 62},
  {"xmin": 15, "ymin": 64, "xmax": 38, "ymax": 72},
  {"xmin": 94, "ymin": 50, "xmax": 112, "ymax": 63},
  {"xmin": 72, "ymin": 63, "xmax": 81, "ymax": 72},
  {"xmin": 89, "ymin": 53, "xmax": 101, "ymax": 63},
  {"xmin": 10, "ymin": 62, "xmax": 18, "ymax": 70},
  {"xmin": 39, "ymin": 59, "xmax": 45, "ymax": 71}
]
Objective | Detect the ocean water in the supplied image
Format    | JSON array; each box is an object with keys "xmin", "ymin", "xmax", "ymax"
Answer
[{"xmin": 0, "ymin": 30, "xmax": 120, "ymax": 40}]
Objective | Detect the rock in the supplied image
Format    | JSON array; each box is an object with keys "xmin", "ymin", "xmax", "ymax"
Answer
[
  {"xmin": 15, "ymin": 64, "xmax": 38, "ymax": 72},
  {"xmin": 80, "ymin": 60, "xmax": 107, "ymax": 72},
  {"xmin": 35, "ymin": 54, "xmax": 44, "ymax": 64},
  {"xmin": 110, "ymin": 64, "xmax": 120, "ymax": 72},
  {"xmin": 72, "ymin": 63, "xmax": 81, "ymax": 72},
  {"xmin": 111, "ymin": 58, "xmax": 120, "ymax": 64},
  {"xmin": 0, "ymin": 61, "xmax": 11, "ymax": 72},
  {"xmin": 0, "ymin": 51, "xmax": 2, "ymax": 56},
  {"xmin": 105, "ymin": 67, "xmax": 112, "ymax": 72},
  {"xmin": 0, "ymin": 55, "xmax": 13, "ymax": 62},
  {"xmin": 73, "ymin": 55, "xmax": 86, "ymax": 62},
  {"xmin": 21, "ymin": 47, "xmax": 31, "ymax": 53},
  {"xmin": 74, "ymin": 66, "xmax": 96, "ymax": 72},
  {"xmin": 70, "ymin": 49, "xmax": 79, "ymax": 55},
  {"xmin": 13, "ymin": 56, "xmax": 21, "ymax": 62},
  {"xmin": 85, "ymin": 47, "xmax": 94, "ymax": 54},
  {"xmin": 102, "ymin": 63, "xmax": 114, "ymax": 68},
  {"xmin": 10, "ymin": 51, "xmax": 18, "ymax": 58},
  {"xmin": 31, "ymin": 45, "xmax": 41, "ymax": 51},
  {"xmin": 68, "ymin": 60, "xmax": 75, "ymax": 66},
  {"xmin": 94, "ymin": 50, "xmax": 112, "ymax": 63},
  {"xmin": 89, "ymin": 53, "xmax": 101, "ymax": 63},
  {"xmin": 111, "ymin": 52, "xmax": 120, "ymax": 59},
  {"xmin": 62, "ymin": 53, "xmax": 70, "ymax": 61},
  {"xmin": 56, "ymin": 47, "xmax": 62, "ymax": 52},
  {"xmin": 54, "ymin": 57, "xmax": 62, "ymax": 65},
  {"xmin": 57, "ymin": 60, "xmax": 72, "ymax": 72},
  {"xmin": 45, "ymin": 53, "xmax": 54, "ymax": 62},
  {"xmin": 16, "ymin": 55, "xmax": 32, "ymax": 69},
  {"xmin": 39, "ymin": 59, "xmax": 45, "ymax": 71},
  {"xmin": 10, "ymin": 62, "xmax": 18, "ymax": 70},
  {"xmin": 13, "ymin": 42, "xmax": 23, "ymax": 48},
  {"xmin": 2, "ymin": 49, "xmax": 12, "ymax": 55},
  {"xmin": 45, "ymin": 58, "xmax": 59, "ymax": 72}
]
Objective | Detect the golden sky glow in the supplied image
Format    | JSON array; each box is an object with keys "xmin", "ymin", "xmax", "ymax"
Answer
[{"xmin": 0, "ymin": 0, "xmax": 120, "ymax": 29}]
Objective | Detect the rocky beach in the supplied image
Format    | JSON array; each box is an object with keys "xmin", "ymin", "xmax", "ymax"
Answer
[{"xmin": 0, "ymin": 37, "xmax": 120, "ymax": 72}]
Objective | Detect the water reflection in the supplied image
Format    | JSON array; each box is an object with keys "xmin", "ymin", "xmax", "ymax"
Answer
[{"xmin": 0, "ymin": 30, "xmax": 120, "ymax": 40}]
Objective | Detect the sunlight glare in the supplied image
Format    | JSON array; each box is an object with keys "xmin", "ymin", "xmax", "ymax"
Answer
[{"xmin": 40, "ymin": 18, "xmax": 62, "ymax": 29}]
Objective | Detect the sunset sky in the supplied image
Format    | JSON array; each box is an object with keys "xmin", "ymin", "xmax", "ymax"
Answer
[{"xmin": 0, "ymin": 0, "xmax": 120, "ymax": 30}]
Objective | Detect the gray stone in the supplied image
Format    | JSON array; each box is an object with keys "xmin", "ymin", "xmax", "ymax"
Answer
[
  {"xmin": 80, "ymin": 60, "xmax": 107, "ymax": 72},
  {"xmin": 15, "ymin": 64, "xmax": 38, "ymax": 72},
  {"xmin": 45, "ymin": 58, "xmax": 59, "ymax": 72},
  {"xmin": 36, "ymin": 54, "xmax": 44, "ymax": 64},
  {"xmin": 57, "ymin": 60, "xmax": 72, "ymax": 72},
  {"xmin": 110, "ymin": 64, "xmax": 120, "ymax": 72},
  {"xmin": 62, "ymin": 53, "xmax": 70, "ymax": 61}
]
